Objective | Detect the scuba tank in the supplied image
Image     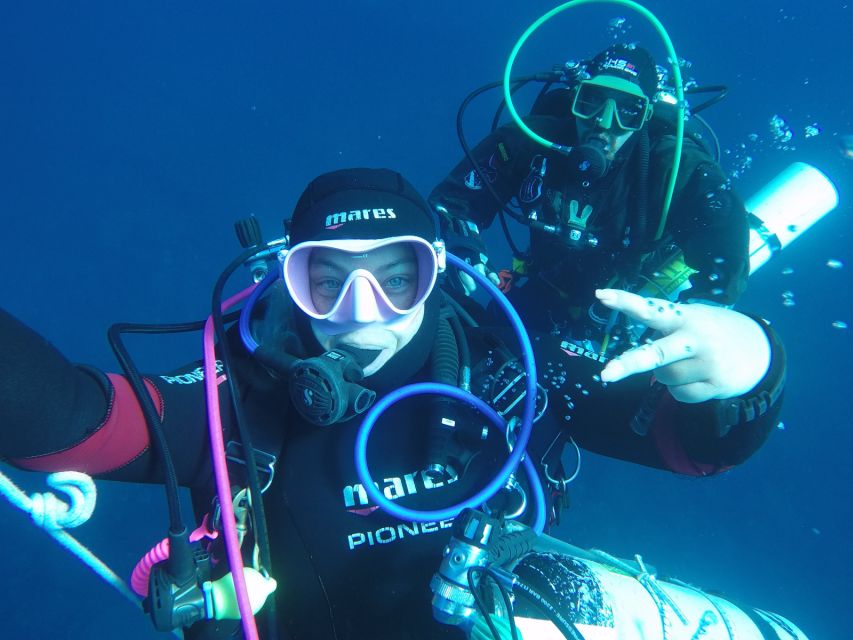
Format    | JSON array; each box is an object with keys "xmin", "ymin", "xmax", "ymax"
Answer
[
  {"xmin": 432, "ymin": 508, "xmax": 811, "ymax": 640},
  {"xmin": 634, "ymin": 162, "xmax": 839, "ymax": 302}
]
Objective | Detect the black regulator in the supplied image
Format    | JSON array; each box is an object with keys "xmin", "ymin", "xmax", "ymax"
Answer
[{"xmin": 288, "ymin": 347, "xmax": 377, "ymax": 427}]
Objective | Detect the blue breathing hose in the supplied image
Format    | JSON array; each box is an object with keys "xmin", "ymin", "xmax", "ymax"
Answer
[
  {"xmin": 354, "ymin": 252, "xmax": 546, "ymax": 533},
  {"xmin": 239, "ymin": 268, "xmax": 279, "ymax": 353},
  {"xmin": 354, "ymin": 383, "xmax": 545, "ymax": 530}
]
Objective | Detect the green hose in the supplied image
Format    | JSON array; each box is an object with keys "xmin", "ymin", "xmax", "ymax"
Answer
[{"xmin": 502, "ymin": 0, "xmax": 685, "ymax": 240}]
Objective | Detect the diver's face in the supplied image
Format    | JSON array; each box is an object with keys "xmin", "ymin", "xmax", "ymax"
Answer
[
  {"xmin": 572, "ymin": 80, "xmax": 648, "ymax": 162},
  {"xmin": 576, "ymin": 116, "xmax": 636, "ymax": 161},
  {"xmin": 308, "ymin": 243, "xmax": 425, "ymax": 376}
]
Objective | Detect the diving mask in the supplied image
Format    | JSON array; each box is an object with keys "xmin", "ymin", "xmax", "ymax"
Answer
[
  {"xmin": 572, "ymin": 76, "xmax": 652, "ymax": 131},
  {"xmin": 282, "ymin": 236, "xmax": 439, "ymax": 332}
]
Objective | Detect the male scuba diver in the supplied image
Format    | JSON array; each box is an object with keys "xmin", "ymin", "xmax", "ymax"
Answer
[
  {"xmin": 1, "ymin": 168, "xmax": 785, "ymax": 639},
  {"xmin": 430, "ymin": 44, "xmax": 749, "ymax": 344}
]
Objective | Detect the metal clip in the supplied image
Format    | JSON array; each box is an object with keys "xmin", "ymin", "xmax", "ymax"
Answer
[{"xmin": 225, "ymin": 441, "xmax": 277, "ymax": 493}]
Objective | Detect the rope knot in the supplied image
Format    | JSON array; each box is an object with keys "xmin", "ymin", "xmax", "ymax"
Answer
[{"xmin": 29, "ymin": 472, "xmax": 97, "ymax": 530}]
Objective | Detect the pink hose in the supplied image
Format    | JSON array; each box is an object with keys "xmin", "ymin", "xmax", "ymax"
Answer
[
  {"xmin": 130, "ymin": 515, "xmax": 219, "ymax": 597},
  {"xmin": 203, "ymin": 287, "xmax": 260, "ymax": 640},
  {"xmin": 129, "ymin": 285, "xmax": 261, "ymax": 640}
]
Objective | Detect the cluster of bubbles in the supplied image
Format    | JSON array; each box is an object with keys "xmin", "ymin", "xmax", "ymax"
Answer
[
  {"xmin": 656, "ymin": 57, "xmax": 698, "ymax": 95},
  {"xmin": 804, "ymin": 123, "xmax": 821, "ymax": 138},
  {"xmin": 726, "ymin": 148, "xmax": 753, "ymax": 180},
  {"xmin": 606, "ymin": 17, "xmax": 630, "ymax": 40},
  {"xmin": 725, "ymin": 131, "xmax": 764, "ymax": 180},
  {"xmin": 726, "ymin": 115, "xmax": 827, "ymax": 180},
  {"xmin": 779, "ymin": 260, "xmax": 847, "ymax": 329},
  {"xmin": 775, "ymin": 7, "xmax": 796, "ymax": 22},
  {"xmin": 769, "ymin": 115, "xmax": 795, "ymax": 150}
]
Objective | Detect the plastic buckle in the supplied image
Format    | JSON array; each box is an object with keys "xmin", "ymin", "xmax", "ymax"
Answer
[{"xmin": 433, "ymin": 240, "xmax": 447, "ymax": 273}]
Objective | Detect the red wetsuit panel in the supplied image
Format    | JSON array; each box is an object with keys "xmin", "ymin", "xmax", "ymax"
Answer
[{"xmin": 11, "ymin": 373, "xmax": 159, "ymax": 474}]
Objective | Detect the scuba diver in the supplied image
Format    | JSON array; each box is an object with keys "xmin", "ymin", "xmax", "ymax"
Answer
[
  {"xmin": 429, "ymin": 43, "xmax": 750, "ymax": 347},
  {"xmin": 1, "ymin": 168, "xmax": 786, "ymax": 639}
]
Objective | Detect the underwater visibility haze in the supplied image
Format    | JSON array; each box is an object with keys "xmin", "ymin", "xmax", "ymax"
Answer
[{"xmin": 1, "ymin": 0, "xmax": 851, "ymax": 637}]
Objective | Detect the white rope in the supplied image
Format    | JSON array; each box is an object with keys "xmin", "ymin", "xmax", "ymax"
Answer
[
  {"xmin": 29, "ymin": 471, "xmax": 97, "ymax": 529},
  {"xmin": 0, "ymin": 469, "xmax": 141, "ymax": 607}
]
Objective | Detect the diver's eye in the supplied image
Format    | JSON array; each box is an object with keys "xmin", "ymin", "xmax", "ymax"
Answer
[
  {"xmin": 383, "ymin": 275, "xmax": 411, "ymax": 291},
  {"xmin": 314, "ymin": 278, "xmax": 343, "ymax": 294}
]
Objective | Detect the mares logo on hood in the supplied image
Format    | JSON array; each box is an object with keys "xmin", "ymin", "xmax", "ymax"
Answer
[
  {"xmin": 290, "ymin": 168, "xmax": 436, "ymax": 248},
  {"xmin": 325, "ymin": 208, "xmax": 397, "ymax": 230}
]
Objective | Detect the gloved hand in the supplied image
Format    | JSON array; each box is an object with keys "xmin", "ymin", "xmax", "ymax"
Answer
[
  {"xmin": 596, "ymin": 289, "xmax": 771, "ymax": 403},
  {"xmin": 434, "ymin": 206, "xmax": 501, "ymax": 296},
  {"xmin": 456, "ymin": 249, "xmax": 502, "ymax": 296},
  {"xmin": 469, "ymin": 613, "xmax": 523, "ymax": 640}
]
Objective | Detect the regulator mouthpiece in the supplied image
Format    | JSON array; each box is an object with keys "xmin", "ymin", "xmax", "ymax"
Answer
[
  {"xmin": 574, "ymin": 138, "xmax": 609, "ymax": 178},
  {"xmin": 289, "ymin": 348, "xmax": 377, "ymax": 426}
]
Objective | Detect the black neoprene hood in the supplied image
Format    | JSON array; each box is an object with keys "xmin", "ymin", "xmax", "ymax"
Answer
[
  {"xmin": 288, "ymin": 168, "xmax": 438, "ymax": 245},
  {"xmin": 587, "ymin": 43, "xmax": 658, "ymax": 99}
]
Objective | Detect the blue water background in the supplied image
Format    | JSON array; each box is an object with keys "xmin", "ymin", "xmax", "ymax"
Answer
[{"xmin": 1, "ymin": 1, "xmax": 850, "ymax": 637}]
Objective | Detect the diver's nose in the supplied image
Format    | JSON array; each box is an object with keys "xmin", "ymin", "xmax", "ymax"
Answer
[
  {"xmin": 349, "ymin": 275, "xmax": 383, "ymax": 324},
  {"xmin": 594, "ymin": 99, "xmax": 616, "ymax": 130}
]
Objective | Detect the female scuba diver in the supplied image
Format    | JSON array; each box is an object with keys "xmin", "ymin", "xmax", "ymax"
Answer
[{"xmin": 0, "ymin": 168, "xmax": 787, "ymax": 639}]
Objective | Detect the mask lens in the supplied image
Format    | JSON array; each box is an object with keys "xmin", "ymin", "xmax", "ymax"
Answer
[
  {"xmin": 573, "ymin": 84, "xmax": 610, "ymax": 119},
  {"xmin": 612, "ymin": 93, "xmax": 648, "ymax": 130},
  {"xmin": 573, "ymin": 82, "xmax": 649, "ymax": 131}
]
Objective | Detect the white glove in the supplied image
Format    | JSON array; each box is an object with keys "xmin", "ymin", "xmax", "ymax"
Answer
[{"xmin": 596, "ymin": 289, "xmax": 771, "ymax": 403}]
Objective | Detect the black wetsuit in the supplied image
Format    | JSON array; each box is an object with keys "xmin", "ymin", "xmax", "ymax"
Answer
[
  {"xmin": 429, "ymin": 105, "xmax": 750, "ymax": 334},
  {"xmin": 0, "ymin": 299, "xmax": 785, "ymax": 639}
]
